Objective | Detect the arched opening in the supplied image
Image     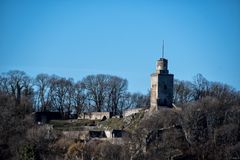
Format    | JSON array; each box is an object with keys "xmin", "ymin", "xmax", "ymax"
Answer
[{"xmin": 101, "ymin": 116, "xmax": 107, "ymax": 121}]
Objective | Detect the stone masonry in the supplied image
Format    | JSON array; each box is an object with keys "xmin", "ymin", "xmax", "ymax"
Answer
[{"xmin": 150, "ymin": 58, "xmax": 174, "ymax": 111}]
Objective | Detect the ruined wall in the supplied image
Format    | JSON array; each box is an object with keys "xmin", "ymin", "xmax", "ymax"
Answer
[
  {"xmin": 150, "ymin": 74, "xmax": 158, "ymax": 111},
  {"xmin": 123, "ymin": 108, "xmax": 143, "ymax": 117},
  {"xmin": 62, "ymin": 131, "xmax": 89, "ymax": 140},
  {"xmin": 78, "ymin": 112, "xmax": 110, "ymax": 120}
]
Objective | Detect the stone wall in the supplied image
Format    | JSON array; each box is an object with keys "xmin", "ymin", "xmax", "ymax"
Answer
[
  {"xmin": 78, "ymin": 112, "xmax": 111, "ymax": 120},
  {"xmin": 157, "ymin": 74, "xmax": 173, "ymax": 107},
  {"xmin": 150, "ymin": 73, "xmax": 158, "ymax": 111},
  {"xmin": 62, "ymin": 130, "xmax": 126, "ymax": 141},
  {"xmin": 150, "ymin": 57, "xmax": 174, "ymax": 111},
  {"xmin": 62, "ymin": 131, "xmax": 89, "ymax": 140},
  {"xmin": 123, "ymin": 108, "xmax": 143, "ymax": 117}
]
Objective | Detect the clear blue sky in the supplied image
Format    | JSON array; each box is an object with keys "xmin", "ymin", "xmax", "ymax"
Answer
[{"xmin": 1, "ymin": 0, "xmax": 240, "ymax": 93}]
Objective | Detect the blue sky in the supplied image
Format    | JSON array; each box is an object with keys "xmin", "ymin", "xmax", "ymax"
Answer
[{"xmin": 1, "ymin": 0, "xmax": 240, "ymax": 93}]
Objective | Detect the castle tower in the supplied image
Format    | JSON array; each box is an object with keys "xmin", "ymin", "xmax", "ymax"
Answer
[{"xmin": 150, "ymin": 43, "xmax": 174, "ymax": 111}]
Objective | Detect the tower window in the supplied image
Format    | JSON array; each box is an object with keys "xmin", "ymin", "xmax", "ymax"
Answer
[{"xmin": 164, "ymin": 84, "xmax": 167, "ymax": 90}]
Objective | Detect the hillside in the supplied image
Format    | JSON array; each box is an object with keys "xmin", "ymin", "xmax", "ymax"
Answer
[{"xmin": 41, "ymin": 99, "xmax": 240, "ymax": 160}]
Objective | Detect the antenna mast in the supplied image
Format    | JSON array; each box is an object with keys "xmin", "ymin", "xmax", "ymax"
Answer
[{"xmin": 162, "ymin": 40, "xmax": 164, "ymax": 58}]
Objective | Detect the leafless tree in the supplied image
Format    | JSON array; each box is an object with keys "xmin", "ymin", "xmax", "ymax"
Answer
[
  {"xmin": 74, "ymin": 81, "xmax": 87, "ymax": 114},
  {"xmin": 180, "ymin": 97, "xmax": 240, "ymax": 159},
  {"xmin": 65, "ymin": 78, "xmax": 75, "ymax": 117},
  {"xmin": 174, "ymin": 79, "xmax": 194, "ymax": 105},
  {"xmin": 5, "ymin": 70, "xmax": 32, "ymax": 105},
  {"xmin": 0, "ymin": 91, "xmax": 34, "ymax": 160},
  {"xmin": 35, "ymin": 73, "xmax": 50, "ymax": 111},
  {"xmin": 106, "ymin": 76, "xmax": 128, "ymax": 115},
  {"xmin": 0, "ymin": 75, "xmax": 10, "ymax": 94},
  {"xmin": 48, "ymin": 76, "xmax": 75, "ymax": 117},
  {"xmin": 130, "ymin": 92, "xmax": 150, "ymax": 109},
  {"xmin": 208, "ymin": 82, "xmax": 238, "ymax": 105},
  {"xmin": 82, "ymin": 74, "xmax": 110, "ymax": 112},
  {"xmin": 118, "ymin": 92, "xmax": 133, "ymax": 114},
  {"xmin": 193, "ymin": 74, "xmax": 210, "ymax": 100}
]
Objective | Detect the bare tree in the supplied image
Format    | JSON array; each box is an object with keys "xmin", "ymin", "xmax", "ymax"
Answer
[
  {"xmin": 0, "ymin": 89, "xmax": 34, "ymax": 160},
  {"xmin": 193, "ymin": 74, "xmax": 210, "ymax": 100},
  {"xmin": 106, "ymin": 76, "xmax": 128, "ymax": 115},
  {"xmin": 0, "ymin": 75, "xmax": 10, "ymax": 94},
  {"xmin": 118, "ymin": 92, "xmax": 134, "ymax": 113},
  {"xmin": 74, "ymin": 81, "xmax": 87, "ymax": 115},
  {"xmin": 180, "ymin": 97, "xmax": 240, "ymax": 159},
  {"xmin": 174, "ymin": 79, "xmax": 194, "ymax": 105},
  {"xmin": 35, "ymin": 73, "xmax": 50, "ymax": 111},
  {"xmin": 208, "ymin": 82, "xmax": 237, "ymax": 105},
  {"xmin": 82, "ymin": 74, "xmax": 110, "ymax": 112},
  {"xmin": 48, "ymin": 76, "xmax": 74, "ymax": 117},
  {"xmin": 65, "ymin": 78, "xmax": 75, "ymax": 117},
  {"xmin": 95, "ymin": 142, "xmax": 130, "ymax": 160},
  {"xmin": 130, "ymin": 92, "xmax": 150, "ymax": 109},
  {"xmin": 5, "ymin": 70, "xmax": 31, "ymax": 105}
]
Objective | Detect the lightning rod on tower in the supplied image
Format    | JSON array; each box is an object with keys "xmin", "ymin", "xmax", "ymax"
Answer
[{"xmin": 162, "ymin": 40, "xmax": 164, "ymax": 58}]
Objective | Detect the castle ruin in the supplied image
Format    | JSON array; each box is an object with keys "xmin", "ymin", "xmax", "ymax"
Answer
[{"xmin": 150, "ymin": 48, "xmax": 174, "ymax": 111}]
